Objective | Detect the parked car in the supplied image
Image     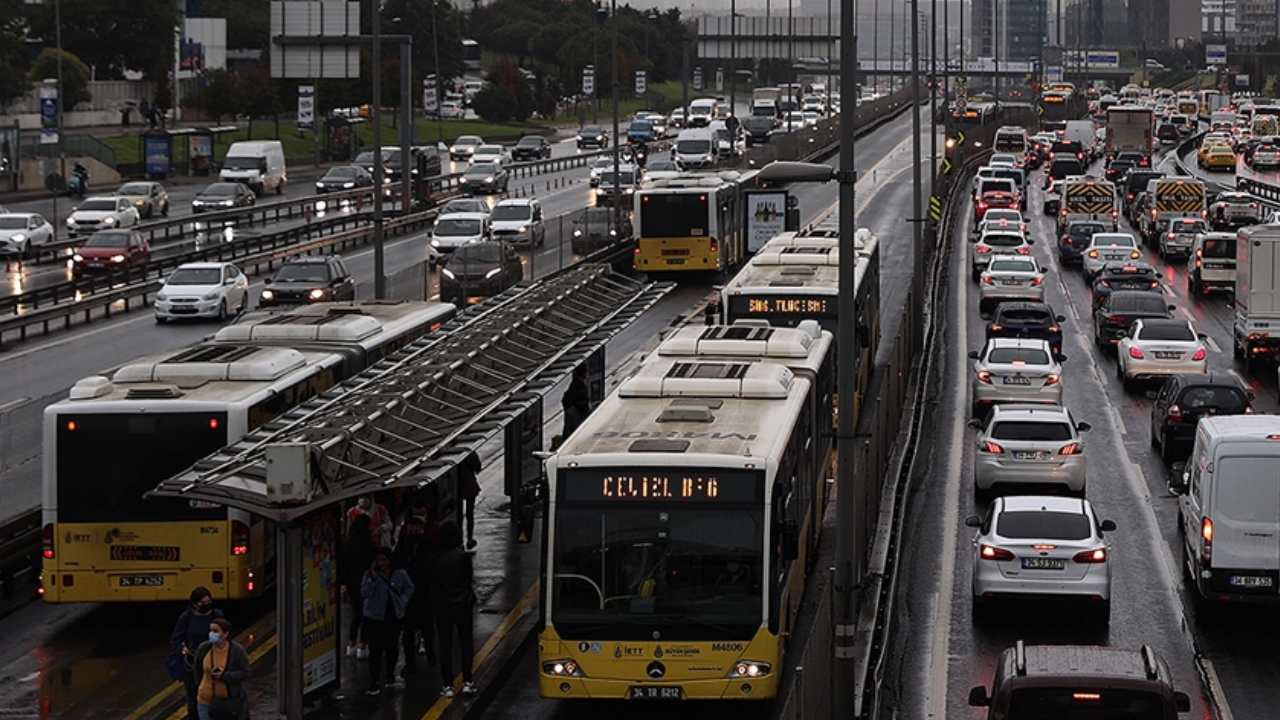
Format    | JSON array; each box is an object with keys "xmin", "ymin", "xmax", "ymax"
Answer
[
  {"xmin": 0, "ymin": 213, "xmax": 54, "ymax": 258},
  {"xmin": 65, "ymin": 196, "xmax": 140, "ymax": 237},
  {"xmin": 71, "ymin": 229, "xmax": 149, "ymax": 277},
  {"xmin": 314, "ymin": 165, "xmax": 374, "ymax": 193},
  {"xmin": 439, "ymin": 241, "xmax": 524, "ymax": 305},
  {"xmin": 439, "ymin": 101, "xmax": 465, "ymax": 119},
  {"xmin": 258, "ymin": 256, "xmax": 356, "ymax": 306},
  {"xmin": 154, "ymin": 262, "xmax": 250, "ymax": 323},
  {"xmin": 192, "ymin": 182, "xmax": 256, "ymax": 213},
  {"xmin": 512, "ymin": 135, "xmax": 552, "ymax": 162},
  {"xmin": 115, "ymin": 181, "xmax": 170, "ymax": 219}
]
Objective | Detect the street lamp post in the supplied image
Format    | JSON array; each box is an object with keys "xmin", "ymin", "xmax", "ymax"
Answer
[
  {"xmin": 431, "ymin": 0, "xmax": 444, "ymax": 143},
  {"xmin": 730, "ymin": 0, "xmax": 737, "ymax": 120},
  {"xmin": 610, "ymin": 0, "xmax": 621, "ymax": 237},
  {"xmin": 372, "ymin": 0, "xmax": 386, "ymax": 299}
]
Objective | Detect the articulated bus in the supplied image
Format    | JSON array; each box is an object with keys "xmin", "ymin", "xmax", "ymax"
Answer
[
  {"xmin": 40, "ymin": 301, "xmax": 455, "ymax": 603},
  {"xmin": 632, "ymin": 171, "xmax": 758, "ymax": 277},
  {"xmin": 539, "ymin": 357, "xmax": 824, "ymax": 702}
]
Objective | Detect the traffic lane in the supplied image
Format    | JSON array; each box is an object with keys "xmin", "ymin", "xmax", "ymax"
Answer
[{"xmin": 932, "ymin": 190, "xmax": 1210, "ymax": 718}]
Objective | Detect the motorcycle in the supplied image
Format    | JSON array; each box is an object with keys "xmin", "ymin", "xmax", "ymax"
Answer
[{"xmin": 65, "ymin": 164, "xmax": 88, "ymax": 198}]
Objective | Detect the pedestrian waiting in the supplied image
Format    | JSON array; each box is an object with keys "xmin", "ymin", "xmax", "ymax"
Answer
[
  {"xmin": 433, "ymin": 520, "xmax": 477, "ymax": 698},
  {"xmin": 192, "ymin": 617, "xmax": 252, "ymax": 720},
  {"xmin": 361, "ymin": 546, "xmax": 415, "ymax": 695}
]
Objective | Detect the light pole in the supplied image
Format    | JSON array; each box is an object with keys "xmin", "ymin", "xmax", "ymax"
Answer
[
  {"xmin": 430, "ymin": 0, "xmax": 443, "ymax": 143},
  {"xmin": 372, "ymin": 0, "xmax": 386, "ymax": 299},
  {"xmin": 874, "ymin": 0, "xmax": 880, "ymax": 95},
  {"xmin": 930, "ymin": 0, "xmax": 937, "ymax": 191},
  {"xmin": 890, "ymin": 0, "xmax": 895, "ymax": 90},
  {"xmin": 610, "ymin": 0, "xmax": 621, "ymax": 238},
  {"xmin": 730, "ymin": 0, "xmax": 737, "ymax": 119},
  {"xmin": 911, "ymin": 0, "xmax": 922, "ymax": 320},
  {"xmin": 827, "ymin": 0, "xmax": 834, "ymax": 114},
  {"xmin": 53, "ymin": 0, "xmax": 64, "ymax": 240}
]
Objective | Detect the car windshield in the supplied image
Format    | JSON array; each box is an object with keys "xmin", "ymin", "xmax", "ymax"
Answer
[
  {"xmin": 677, "ymin": 140, "xmax": 712, "ymax": 154},
  {"xmin": 988, "ymin": 347, "xmax": 1049, "ymax": 364},
  {"xmin": 1069, "ymin": 223, "xmax": 1106, "ymax": 239},
  {"xmin": 118, "ymin": 183, "xmax": 152, "ymax": 195},
  {"xmin": 648, "ymin": 160, "xmax": 677, "ymax": 171},
  {"xmin": 435, "ymin": 218, "xmax": 482, "ymax": 236},
  {"xmin": 986, "ymin": 211, "xmax": 1020, "ymax": 222},
  {"xmin": 988, "ymin": 259, "xmax": 1035, "ymax": 272},
  {"xmin": 1180, "ymin": 385, "xmax": 1248, "ymax": 410},
  {"xmin": 1007, "ymin": 687, "xmax": 1164, "ymax": 717},
  {"xmin": 1112, "ymin": 294, "xmax": 1169, "ymax": 313},
  {"xmin": 78, "ymin": 200, "xmax": 117, "ymax": 212},
  {"xmin": 442, "ymin": 200, "xmax": 486, "ymax": 214},
  {"xmin": 1126, "ymin": 173, "xmax": 1162, "ymax": 191},
  {"xmin": 581, "ymin": 127, "xmax": 604, "ymax": 136},
  {"xmin": 575, "ymin": 208, "xmax": 615, "ymax": 227},
  {"xmin": 166, "ymin": 267, "xmax": 222, "ymax": 285},
  {"xmin": 992, "ymin": 170, "xmax": 1023, "ymax": 185},
  {"xmin": 997, "ymin": 511, "xmax": 1091, "ymax": 540},
  {"xmin": 274, "ymin": 263, "xmax": 330, "ymax": 282},
  {"xmin": 991, "ymin": 420, "xmax": 1073, "ymax": 441},
  {"xmin": 517, "ymin": 137, "xmax": 542, "ymax": 146},
  {"xmin": 476, "ymin": 146, "xmax": 503, "ymax": 156},
  {"xmin": 630, "ymin": 120, "xmax": 653, "ymax": 130},
  {"xmin": 0, "ymin": 217, "xmax": 27, "ymax": 229},
  {"xmin": 467, "ymin": 163, "xmax": 500, "ymax": 176},
  {"xmin": 325, "ymin": 167, "xmax": 359, "ymax": 179},
  {"xmin": 1094, "ymin": 235, "xmax": 1135, "ymax": 247},
  {"xmin": 1138, "ymin": 323, "xmax": 1195, "ymax": 341},
  {"xmin": 202, "ymin": 184, "xmax": 239, "ymax": 196},
  {"xmin": 982, "ymin": 180, "xmax": 1015, "ymax": 194},
  {"xmin": 1201, "ymin": 236, "xmax": 1235, "ymax": 258},
  {"xmin": 451, "ymin": 243, "xmax": 503, "ymax": 263},
  {"xmin": 223, "ymin": 156, "xmax": 266, "ymax": 171},
  {"xmin": 983, "ymin": 234, "xmax": 1024, "ymax": 247},
  {"xmin": 455, "ymin": 136, "xmax": 482, "ymax": 146},
  {"xmin": 999, "ymin": 307, "xmax": 1050, "ymax": 323},
  {"xmin": 1171, "ymin": 220, "xmax": 1206, "ymax": 232},
  {"xmin": 492, "ymin": 205, "xmax": 532, "ymax": 221},
  {"xmin": 84, "ymin": 232, "xmax": 130, "ymax": 247},
  {"xmin": 600, "ymin": 172, "xmax": 636, "ymax": 185}
]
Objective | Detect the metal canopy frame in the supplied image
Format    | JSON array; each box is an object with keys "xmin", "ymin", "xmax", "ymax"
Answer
[{"xmin": 149, "ymin": 264, "xmax": 673, "ymax": 521}]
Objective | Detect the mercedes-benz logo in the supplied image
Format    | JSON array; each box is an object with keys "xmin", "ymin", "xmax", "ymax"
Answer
[{"xmin": 646, "ymin": 661, "xmax": 666, "ymax": 679}]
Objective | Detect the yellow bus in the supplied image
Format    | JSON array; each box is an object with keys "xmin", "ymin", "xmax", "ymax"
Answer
[
  {"xmin": 40, "ymin": 301, "xmax": 454, "ymax": 603},
  {"xmin": 632, "ymin": 171, "xmax": 757, "ymax": 277},
  {"xmin": 539, "ymin": 353, "xmax": 828, "ymax": 702}
]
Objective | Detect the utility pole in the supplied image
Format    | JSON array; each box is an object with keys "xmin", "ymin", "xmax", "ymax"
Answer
[
  {"xmin": 400, "ymin": 42, "xmax": 412, "ymax": 213},
  {"xmin": 890, "ymin": 0, "xmax": 895, "ymax": 90},
  {"xmin": 431, "ymin": 0, "xmax": 444, "ymax": 143},
  {"xmin": 372, "ymin": 0, "xmax": 386, "ymax": 299},
  {"xmin": 593, "ymin": 4, "xmax": 601, "ymax": 124},
  {"xmin": 993, "ymin": 0, "xmax": 1000, "ymax": 108},
  {"xmin": 911, "ymin": 0, "xmax": 922, "ymax": 311},
  {"xmin": 730, "ymin": 0, "xmax": 737, "ymax": 119},
  {"xmin": 681, "ymin": 38, "xmax": 689, "ymax": 124},
  {"xmin": 944, "ymin": 0, "xmax": 949, "ymax": 115},
  {"xmin": 827, "ymin": 0, "xmax": 834, "ymax": 114},
  {"xmin": 53, "ymin": 0, "xmax": 64, "ymax": 239},
  {"xmin": 610, "ymin": 0, "xmax": 621, "ymax": 237},
  {"xmin": 832, "ymin": 0, "xmax": 860, "ymax": 716},
  {"xmin": 874, "ymin": 0, "xmax": 880, "ymax": 95},
  {"xmin": 931, "ymin": 0, "xmax": 937, "ymax": 191}
]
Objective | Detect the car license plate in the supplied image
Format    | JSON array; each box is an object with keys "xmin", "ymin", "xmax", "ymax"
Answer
[
  {"xmin": 1001, "ymin": 279, "xmax": 1022, "ymax": 286},
  {"xmin": 1002, "ymin": 376, "xmax": 1031, "ymax": 385},
  {"xmin": 118, "ymin": 574, "xmax": 166, "ymax": 588},
  {"xmin": 1012, "ymin": 450, "xmax": 1046, "ymax": 460},
  {"xmin": 1229, "ymin": 575, "xmax": 1275, "ymax": 588},
  {"xmin": 1155, "ymin": 351, "xmax": 1181, "ymax": 360},
  {"xmin": 630, "ymin": 686, "xmax": 682, "ymax": 700},
  {"xmin": 1021, "ymin": 557, "xmax": 1066, "ymax": 570}
]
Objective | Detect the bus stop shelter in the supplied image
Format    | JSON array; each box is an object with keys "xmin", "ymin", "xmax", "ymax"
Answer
[{"xmin": 138, "ymin": 125, "xmax": 240, "ymax": 178}]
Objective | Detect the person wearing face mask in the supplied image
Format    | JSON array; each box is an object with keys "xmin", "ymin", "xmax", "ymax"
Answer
[
  {"xmin": 193, "ymin": 617, "xmax": 251, "ymax": 720},
  {"xmin": 361, "ymin": 547, "xmax": 415, "ymax": 695},
  {"xmin": 170, "ymin": 587, "xmax": 225, "ymax": 719}
]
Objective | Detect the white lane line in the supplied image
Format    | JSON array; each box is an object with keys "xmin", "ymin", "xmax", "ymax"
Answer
[
  {"xmin": 926, "ymin": 193, "xmax": 967, "ymax": 720},
  {"xmin": 1180, "ymin": 307, "xmax": 1195, "ymax": 322},
  {"xmin": 1200, "ymin": 658, "xmax": 1236, "ymax": 720},
  {"xmin": 1205, "ymin": 334, "xmax": 1222, "ymax": 353},
  {"xmin": 0, "ymin": 396, "xmax": 31, "ymax": 413}
]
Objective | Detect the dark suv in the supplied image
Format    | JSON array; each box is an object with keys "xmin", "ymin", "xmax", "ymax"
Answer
[
  {"xmin": 1059, "ymin": 220, "xmax": 1107, "ymax": 266},
  {"xmin": 1150, "ymin": 373, "xmax": 1253, "ymax": 462},
  {"xmin": 969, "ymin": 642, "xmax": 1192, "ymax": 719},
  {"xmin": 259, "ymin": 256, "xmax": 356, "ymax": 306},
  {"xmin": 985, "ymin": 301, "xmax": 1066, "ymax": 355},
  {"xmin": 1091, "ymin": 261, "xmax": 1160, "ymax": 308},
  {"xmin": 1093, "ymin": 290, "xmax": 1176, "ymax": 349},
  {"xmin": 511, "ymin": 135, "xmax": 552, "ymax": 161}
]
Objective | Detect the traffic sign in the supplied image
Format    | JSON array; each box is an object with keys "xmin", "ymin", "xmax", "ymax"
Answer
[
  {"xmin": 928, "ymin": 195, "xmax": 942, "ymax": 223},
  {"xmin": 583, "ymin": 65, "xmax": 595, "ymax": 95},
  {"xmin": 941, "ymin": 157, "xmax": 953, "ymax": 174},
  {"xmin": 635, "ymin": 70, "xmax": 647, "ymax": 97},
  {"xmin": 956, "ymin": 131, "xmax": 966, "ymax": 146}
]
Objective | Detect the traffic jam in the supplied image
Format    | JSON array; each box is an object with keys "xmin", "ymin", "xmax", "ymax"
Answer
[{"xmin": 958, "ymin": 84, "xmax": 1280, "ymax": 717}]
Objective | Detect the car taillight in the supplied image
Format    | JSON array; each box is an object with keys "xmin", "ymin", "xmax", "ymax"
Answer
[
  {"xmin": 1101, "ymin": 280, "xmax": 1112, "ymax": 288},
  {"xmin": 1168, "ymin": 404, "xmax": 1183, "ymax": 422},
  {"xmin": 1044, "ymin": 373, "xmax": 1059, "ymax": 386},
  {"xmin": 1073, "ymin": 548, "xmax": 1108, "ymax": 563},
  {"xmin": 1048, "ymin": 324, "xmax": 1059, "ymax": 333},
  {"xmin": 1168, "ymin": 232, "xmax": 1176, "ymax": 239},
  {"xmin": 1061, "ymin": 236, "xmax": 1071, "ymax": 246},
  {"xmin": 976, "ymin": 245, "xmax": 992, "ymax": 254},
  {"xmin": 1088, "ymin": 249, "xmax": 1099, "ymax": 258},
  {"xmin": 976, "ymin": 370, "xmax": 993, "ymax": 384},
  {"xmin": 981, "ymin": 275, "xmax": 994, "ymax": 285},
  {"xmin": 1128, "ymin": 346, "xmax": 1145, "ymax": 359},
  {"xmin": 1201, "ymin": 517, "xmax": 1214, "ymax": 565},
  {"xmin": 42, "ymin": 523, "xmax": 54, "ymax": 560},
  {"xmin": 709, "ymin": 237, "xmax": 719, "ymax": 253},
  {"xmin": 1130, "ymin": 250, "xmax": 1141, "ymax": 259},
  {"xmin": 1015, "ymin": 246, "xmax": 1031, "ymax": 255},
  {"xmin": 981, "ymin": 440, "xmax": 1004, "ymax": 454},
  {"xmin": 231, "ymin": 520, "xmax": 250, "ymax": 557},
  {"xmin": 1058, "ymin": 441, "xmax": 1081, "ymax": 455},
  {"xmin": 1030, "ymin": 276, "xmax": 1043, "ymax": 286},
  {"xmin": 1192, "ymin": 347, "xmax": 1207, "ymax": 361},
  {"xmin": 980, "ymin": 544, "xmax": 1015, "ymax": 561},
  {"xmin": 977, "ymin": 201, "xmax": 989, "ymax": 210}
]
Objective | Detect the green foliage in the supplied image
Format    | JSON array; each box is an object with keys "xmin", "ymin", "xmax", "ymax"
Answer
[
  {"xmin": 193, "ymin": 68, "xmax": 240, "ymax": 123},
  {"xmin": 29, "ymin": 48, "xmax": 91, "ymax": 109},
  {"xmin": 0, "ymin": 5, "xmax": 29, "ymax": 110},
  {"xmin": 472, "ymin": 83, "xmax": 516, "ymax": 124},
  {"xmin": 380, "ymin": 0, "xmax": 465, "ymax": 94},
  {"xmin": 31, "ymin": 0, "xmax": 179, "ymax": 80}
]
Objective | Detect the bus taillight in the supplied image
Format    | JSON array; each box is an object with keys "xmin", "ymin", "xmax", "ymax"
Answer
[
  {"xmin": 709, "ymin": 237, "xmax": 719, "ymax": 254},
  {"xmin": 42, "ymin": 523, "xmax": 54, "ymax": 560},
  {"xmin": 231, "ymin": 520, "xmax": 250, "ymax": 556}
]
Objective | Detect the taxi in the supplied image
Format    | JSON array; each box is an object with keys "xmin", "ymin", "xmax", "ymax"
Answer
[{"xmin": 1198, "ymin": 142, "xmax": 1236, "ymax": 171}]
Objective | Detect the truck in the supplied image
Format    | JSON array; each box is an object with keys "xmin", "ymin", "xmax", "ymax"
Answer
[
  {"xmin": 1059, "ymin": 177, "xmax": 1118, "ymax": 232},
  {"xmin": 1233, "ymin": 224, "xmax": 1280, "ymax": 365},
  {"xmin": 751, "ymin": 87, "xmax": 781, "ymax": 118},
  {"xmin": 1139, "ymin": 176, "xmax": 1206, "ymax": 244},
  {"xmin": 1105, "ymin": 105, "xmax": 1154, "ymax": 160}
]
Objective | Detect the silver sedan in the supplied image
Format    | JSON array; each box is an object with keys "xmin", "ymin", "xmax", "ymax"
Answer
[
  {"xmin": 971, "ymin": 404, "xmax": 1091, "ymax": 499},
  {"xmin": 1082, "ymin": 232, "xmax": 1141, "ymax": 280},
  {"xmin": 970, "ymin": 338, "xmax": 1064, "ymax": 416},
  {"xmin": 1116, "ymin": 318, "xmax": 1208, "ymax": 391},
  {"xmin": 967, "ymin": 495, "xmax": 1115, "ymax": 625},
  {"xmin": 979, "ymin": 256, "xmax": 1045, "ymax": 312}
]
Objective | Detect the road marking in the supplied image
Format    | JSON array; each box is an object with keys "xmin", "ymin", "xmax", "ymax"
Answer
[
  {"xmin": 0, "ymin": 396, "xmax": 30, "ymax": 413},
  {"xmin": 1205, "ymin": 334, "xmax": 1221, "ymax": 353},
  {"xmin": 1200, "ymin": 657, "xmax": 1236, "ymax": 720},
  {"xmin": 1180, "ymin": 307, "xmax": 1195, "ymax": 322}
]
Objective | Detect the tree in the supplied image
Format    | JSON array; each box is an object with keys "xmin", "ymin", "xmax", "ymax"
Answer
[
  {"xmin": 29, "ymin": 48, "xmax": 91, "ymax": 109},
  {"xmin": 192, "ymin": 68, "xmax": 241, "ymax": 123},
  {"xmin": 380, "ymin": 0, "xmax": 465, "ymax": 97},
  {"xmin": 0, "ymin": 5, "xmax": 29, "ymax": 110},
  {"xmin": 29, "ymin": 0, "xmax": 179, "ymax": 80},
  {"xmin": 240, "ymin": 67, "xmax": 282, "ymax": 136},
  {"xmin": 471, "ymin": 83, "xmax": 515, "ymax": 123}
]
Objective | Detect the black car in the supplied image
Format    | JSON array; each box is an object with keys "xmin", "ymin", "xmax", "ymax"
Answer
[
  {"xmin": 1156, "ymin": 122, "xmax": 1180, "ymax": 143},
  {"xmin": 1044, "ymin": 157, "xmax": 1085, "ymax": 187},
  {"xmin": 314, "ymin": 165, "xmax": 373, "ymax": 194},
  {"xmin": 355, "ymin": 148, "xmax": 401, "ymax": 181},
  {"xmin": 571, "ymin": 207, "xmax": 633, "ymax": 254},
  {"xmin": 1048, "ymin": 140, "xmax": 1084, "ymax": 162},
  {"xmin": 1103, "ymin": 158, "xmax": 1134, "ymax": 183},
  {"xmin": 191, "ymin": 182, "xmax": 256, "ymax": 213},
  {"xmin": 1114, "ymin": 150, "xmax": 1150, "ymax": 169},
  {"xmin": 741, "ymin": 116, "xmax": 776, "ymax": 146},
  {"xmin": 1150, "ymin": 373, "xmax": 1253, "ymax": 462},
  {"xmin": 1090, "ymin": 261, "xmax": 1160, "ymax": 308},
  {"xmin": 461, "ymin": 161, "xmax": 510, "ymax": 195},
  {"xmin": 512, "ymin": 135, "xmax": 552, "ymax": 161},
  {"xmin": 439, "ymin": 241, "xmax": 523, "ymax": 305},
  {"xmin": 259, "ymin": 256, "xmax": 356, "ymax": 306},
  {"xmin": 1093, "ymin": 290, "xmax": 1176, "ymax": 349},
  {"xmin": 985, "ymin": 301, "xmax": 1066, "ymax": 355},
  {"xmin": 1059, "ymin": 220, "xmax": 1107, "ymax": 266},
  {"xmin": 1120, "ymin": 169, "xmax": 1162, "ymax": 212},
  {"xmin": 577, "ymin": 126, "xmax": 609, "ymax": 150}
]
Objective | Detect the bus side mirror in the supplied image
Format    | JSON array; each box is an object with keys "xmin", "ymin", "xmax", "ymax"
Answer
[
  {"xmin": 968, "ymin": 686, "xmax": 990, "ymax": 707},
  {"xmin": 1174, "ymin": 691, "xmax": 1191, "ymax": 712}
]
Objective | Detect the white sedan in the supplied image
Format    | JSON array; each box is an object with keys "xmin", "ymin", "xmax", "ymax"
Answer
[
  {"xmin": 979, "ymin": 255, "xmax": 1046, "ymax": 312},
  {"xmin": 0, "ymin": 213, "xmax": 55, "ymax": 258},
  {"xmin": 154, "ymin": 262, "xmax": 250, "ymax": 323},
  {"xmin": 1116, "ymin": 318, "xmax": 1208, "ymax": 391}
]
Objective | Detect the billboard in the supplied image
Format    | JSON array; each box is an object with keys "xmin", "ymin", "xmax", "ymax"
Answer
[
  {"xmin": 180, "ymin": 18, "xmax": 227, "ymax": 78},
  {"xmin": 270, "ymin": 1, "xmax": 361, "ymax": 79},
  {"xmin": 297, "ymin": 85, "xmax": 315, "ymax": 129},
  {"xmin": 1063, "ymin": 50, "xmax": 1120, "ymax": 69},
  {"xmin": 745, "ymin": 191, "xmax": 788, "ymax": 253},
  {"xmin": 300, "ymin": 509, "xmax": 339, "ymax": 695},
  {"xmin": 1206, "ymin": 44, "xmax": 1227, "ymax": 65}
]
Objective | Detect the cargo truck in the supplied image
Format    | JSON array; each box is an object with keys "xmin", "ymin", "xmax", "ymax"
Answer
[
  {"xmin": 751, "ymin": 87, "xmax": 781, "ymax": 117},
  {"xmin": 1105, "ymin": 105, "xmax": 1154, "ymax": 160},
  {"xmin": 1234, "ymin": 224, "xmax": 1280, "ymax": 366}
]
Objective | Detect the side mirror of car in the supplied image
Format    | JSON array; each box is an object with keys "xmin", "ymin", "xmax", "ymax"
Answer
[
  {"xmin": 1055, "ymin": 353, "xmax": 1068, "ymax": 362},
  {"xmin": 1076, "ymin": 421, "xmax": 1092, "ymax": 432},
  {"xmin": 1174, "ymin": 691, "xmax": 1191, "ymax": 713},
  {"xmin": 968, "ymin": 350, "xmax": 980, "ymax": 360},
  {"xmin": 1168, "ymin": 304, "xmax": 1178, "ymax": 312},
  {"xmin": 1026, "ymin": 238, "xmax": 1035, "ymax": 245},
  {"xmin": 966, "ymin": 418, "xmax": 983, "ymax": 430},
  {"xmin": 964, "ymin": 514, "xmax": 982, "ymax": 528},
  {"xmin": 1198, "ymin": 333, "xmax": 1208, "ymax": 341},
  {"xmin": 1056, "ymin": 314, "xmax": 1067, "ymax": 322},
  {"xmin": 263, "ymin": 277, "xmax": 273, "ymax": 285},
  {"xmin": 968, "ymin": 686, "xmax": 990, "ymax": 707},
  {"xmin": 1099, "ymin": 519, "xmax": 1117, "ymax": 532},
  {"xmin": 1168, "ymin": 462, "xmax": 1189, "ymax": 495}
]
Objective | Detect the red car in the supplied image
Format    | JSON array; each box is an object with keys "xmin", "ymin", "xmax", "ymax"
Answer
[
  {"xmin": 973, "ymin": 179, "xmax": 1021, "ymax": 228},
  {"xmin": 72, "ymin": 229, "xmax": 150, "ymax": 278}
]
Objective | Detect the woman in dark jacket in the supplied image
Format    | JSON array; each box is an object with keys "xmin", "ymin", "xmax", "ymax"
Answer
[
  {"xmin": 344, "ymin": 512, "xmax": 376, "ymax": 658},
  {"xmin": 170, "ymin": 586, "xmax": 224, "ymax": 719},
  {"xmin": 193, "ymin": 617, "xmax": 251, "ymax": 720},
  {"xmin": 432, "ymin": 521, "xmax": 477, "ymax": 698}
]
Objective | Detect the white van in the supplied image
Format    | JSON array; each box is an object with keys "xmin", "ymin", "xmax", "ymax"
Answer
[
  {"xmin": 687, "ymin": 98, "xmax": 719, "ymax": 127},
  {"xmin": 673, "ymin": 128, "xmax": 716, "ymax": 170},
  {"xmin": 220, "ymin": 140, "xmax": 287, "ymax": 196},
  {"xmin": 1173, "ymin": 414, "xmax": 1280, "ymax": 613}
]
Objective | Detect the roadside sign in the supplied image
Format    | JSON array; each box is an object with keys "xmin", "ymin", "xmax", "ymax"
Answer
[
  {"xmin": 583, "ymin": 65, "xmax": 595, "ymax": 95},
  {"xmin": 422, "ymin": 74, "xmax": 439, "ymax": 114},
  {"xmin": 1206, "ymin": 44, "xmax": 1227, "ymax": 65},
  {"xmin": 1236, "ymin": 74, "xmax": 1250, "ymax": 87},
  {"xmin": 715, "ymin": 68, "xmax": 724, "ymax": 92},
  {"xmin": 297, "ymin": 85, "xmax": 315, "ymax": 129},
  {"xmin": 39, "ymin": 83, "xmax": 58, "ymax": 145},
  {"xmin": 1045, "ymin": 65, "xmax": 1063, "ymax": 82},
  {"xmin": 635, "ymin": 70, "xmax": 647, "ymax": 97},
  {"xmin": 692, "ymin": 66, "xmax": 703, "ymax": 90},
  {"xmin": 745, "ymin": 190, "xmax": 788, "ymax": 253},
  {"xmin": 941, "ymin": 157, "xmax": 954, "ymax": 174},
  {"xmin": 928, "ymin": 195, "xmax": 942, "ymax": 222}
]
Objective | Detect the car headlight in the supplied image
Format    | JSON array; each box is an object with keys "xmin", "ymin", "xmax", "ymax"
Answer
[
  {"xmin": 202, "ymin": 291, "xmax": 219, "ymax": 300},
  {"xmin": 156, "ymin": 292, "xmax": 168, "ymax": 301},
  {"xmin": 460, "ymin": 177, "xmax": 469, "ymax": 183},
  {"xmin": 134, "ymin": 200, "xmax": 145, "ymax": 207},
  {"xmin": 66, "ymin": 218, "xmax": 75, "ymax": 227},
  {"xmin": 517, "ymin": 225, "xmax": 529, "ymax": 234},
  {"xmin": 220, "ymin": 200, "xmax": 234, "ymax": 206},
  {"xmin": 102, "ymin": 217, "xmax": 116, "ymax": 226},
  {"xmin": 609, "ymin": 229, "xmax": 618, "ymax": 236},
  {"xmin": 110, "ymin": 254, "xmax": 126, "ymax": 263},
  {"xmin": 308, "ymin": 288, "xmax": 327, "ymax": 300},
  {"xmin": 596, "ymin": 135, "xmax": 605, "ymax": 141},
  {"xmin": 441, "ymin": 267, "xmax": 456, "ymax": 279},
  {"xmin": 431, "ymin": 238, "xmax": 441, "ymax": 247},
  {"xmin": 542, "ymin": 660, "xmax": 585, "ymax": 677},
  {"xmin": 726, "ymin": 661, "xmax": 772, "ymax": 679},
  {"xmin": 485, "ymin": 267, "xmax": 502, "ymax": 279},
  {"xmin": 72, "ymin": 253, "xmax": 83, "ymax": 262},
  {"xmin": 573, "ymin": 229, "xmax": 582, "ymax": 237},
  {"xmin": 12, "ymin": 234, "xmax": 25, "ymax": 243},
  {"xmin": 484, "ymin": 176, "xmax": 494, "ymax": 183},
  {"xmin": 316, "ymin": 182, "xmax": 325, "ymax": 188},
  {"xmin": 260, "ymin": 289, "xmax": 274, "ymax": 300}
]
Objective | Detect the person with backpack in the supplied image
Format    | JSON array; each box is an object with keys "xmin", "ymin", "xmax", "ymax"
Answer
[
  {"xmin": 433, "ymin": 521, "xmax": 477, "ymax": 698},
  {"xmin": 169, "ymin": 586, "xmax": 224, "ymax": 719},
  {"xmin": 343, "ymin": 513, "xmax": 376, "ymax": 659},
  {"xmin": 192, "ymin": 617, "xmax": 251, "ymax": 720},
  {"xmin": 394, "ymin": 497, "xmax": 439, "ymax": 675},
  {"xmin": 360, "ymin": 546, "xmax": 414, "ymax": 695}
]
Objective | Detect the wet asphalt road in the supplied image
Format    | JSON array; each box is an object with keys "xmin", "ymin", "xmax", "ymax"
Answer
[{"xmin": 884, "ymin": 143, "xmax": 1280, "ymax": 719}]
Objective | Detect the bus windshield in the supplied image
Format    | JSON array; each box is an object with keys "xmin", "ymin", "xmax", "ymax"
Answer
[
  {"xmin": 55, "ymin": 412, "xmax": 228, "ymax": 522},
  {"xmin": 639, "ymin": 193, "xmax": 709, "ymax": 238},
  {"xmin": 552, "ymin": 468, "xmax": 764, "ymax": 640}
]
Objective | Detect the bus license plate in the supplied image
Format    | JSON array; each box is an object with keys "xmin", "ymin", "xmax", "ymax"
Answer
[
  {"xmin": 1229, "ymin": 575, "xmax": 1274, "ymax": 588},
  {"xmin": 630, "ymin": 686, "xmax": 682, "ymax": 700},
  {"xmin": 665, "ymin": 258, "xmax": 686, "ymax": 265},
  {"xmin": 118, "ymin": 574, "xmax": 166, "ymax": 588}
]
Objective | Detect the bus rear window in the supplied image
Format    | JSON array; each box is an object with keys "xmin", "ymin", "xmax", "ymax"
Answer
[
  {"xmin": 639, "ymin": 193, "xmax": 709, "ymax": 238},
  {"xmin": 56, "ymin": 413, "xmax": 229, "ymax": 523},
  {"xmin": 1008, "ymin": 687, "xmax": 1165, "ymax": 718}
]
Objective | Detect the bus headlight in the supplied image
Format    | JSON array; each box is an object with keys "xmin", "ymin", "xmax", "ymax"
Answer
[
  {"xmin": 542, "ymin": 660, "xmax": 585, "ymax": 677},
  {"xmin": 726, "ymin": 661, "xmax": 772, "ymax": 678}
]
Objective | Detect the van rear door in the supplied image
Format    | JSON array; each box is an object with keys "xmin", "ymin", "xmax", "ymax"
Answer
[{"xmin": 1211, "ymin": 451, "xmax": 1280, "ymax": 594}]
